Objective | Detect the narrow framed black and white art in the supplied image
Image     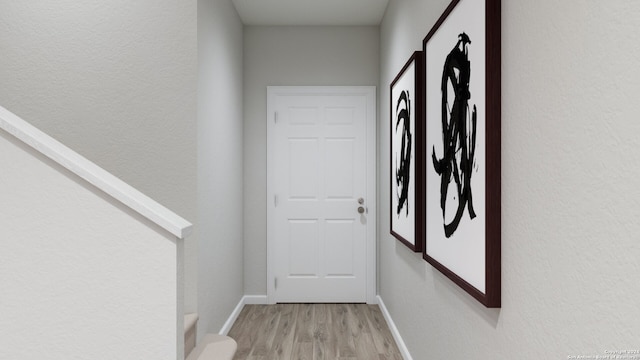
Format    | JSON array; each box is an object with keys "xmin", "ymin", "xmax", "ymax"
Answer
[
  {"xmin": 390, "ymin": 51, "xmax": 424, "ymax": 252},
  {"xmin": 422, "ymin": 0, "xmax": 501, "ymax": 307}
]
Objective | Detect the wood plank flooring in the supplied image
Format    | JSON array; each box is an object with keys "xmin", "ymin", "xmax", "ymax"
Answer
[{"xmin": 228, "ymin": 304, "xmax": 403, "ymax": 360}]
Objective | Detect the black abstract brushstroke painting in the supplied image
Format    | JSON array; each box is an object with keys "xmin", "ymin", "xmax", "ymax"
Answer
[
  {"xmin": 395, "ymin": 90, "xmax": 412, "ymax": 217},
  {"xmin": 432, "ymin": 32, "xmax": 477, "ymax": 237}
]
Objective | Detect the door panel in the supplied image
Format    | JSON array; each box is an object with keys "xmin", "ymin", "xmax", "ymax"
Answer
[
  {"xmin": 288, "ymin": 139, "xmax": 318, "ymax": 199},
  {"xmin": 325, "ymin": 220, "xmax": 355, "ymax": 276},
  {"xmin": 288, "ymin": 220, "xmax": 319, "ymax": 276},
  {"xmin": 268, "ymin": 87, "xmax": 375, "ymax": 303},
  {"xmin": 325, "ymin": 139, "xmax": 354, "ymax": 198}
]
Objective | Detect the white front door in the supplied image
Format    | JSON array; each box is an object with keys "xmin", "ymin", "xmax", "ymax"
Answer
[{"xmin": 267, "ymin": 86, "xmax": 376, "ymax": 303}]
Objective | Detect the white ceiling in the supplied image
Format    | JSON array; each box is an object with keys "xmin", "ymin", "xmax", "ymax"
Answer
[{"xmin": 232, "ymin": 0, "xmax": 390, "ymax": 26}]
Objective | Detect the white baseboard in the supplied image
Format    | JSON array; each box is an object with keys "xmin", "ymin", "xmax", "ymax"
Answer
[
  {"xmin": 218, "ymin": 296, "xmax": 245, "ymax": 335},
  {"xmin": 243, "ymin": 295, "xmax": 267, "ymax": 304},
  {"xmin": 376, "ymin": 295, "xmax": 413, "ymax": 360},
  {"xmin": 218, "ymin": 295, "xmax": 268, "ymax": 335}
]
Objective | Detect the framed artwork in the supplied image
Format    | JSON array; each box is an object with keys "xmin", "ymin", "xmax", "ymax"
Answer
[
  {"xmin": 390, "ymin": 51, "xmax": 424, "ymax": 252},
  {"xmin": 422, "ymin": 0, "xmax": 501, "ymax": 307}
]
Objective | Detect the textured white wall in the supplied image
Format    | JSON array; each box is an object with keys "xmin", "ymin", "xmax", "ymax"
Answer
[
  {"xmin": 197, "ymin": 0, "xmax": 245, "ymax": 336},
  {"xmin": 379, "ymin": 0, "xmax": 640, "ymax": 358},
  {"xmin": 0, "ymin": 0, "xmax": 199, "ymax": 311},
  {"xmin": 0, "ymin": 130, "xmax": 179, "ymax": 360},
  {"xmin": 243, "ymin": 26, "xmax": 380, "ymax": 295}
]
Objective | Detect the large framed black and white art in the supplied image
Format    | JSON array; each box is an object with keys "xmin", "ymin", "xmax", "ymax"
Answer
[
  {"xmin": 422, "ymin": 0, "xmax": 501, "ymax": 307},
  {"xmin": 390, "ymin": 51, "xmax": 424, "ymax": 252}
]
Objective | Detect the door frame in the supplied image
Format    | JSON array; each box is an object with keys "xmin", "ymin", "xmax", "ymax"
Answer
[{"xmin": 266, "ymin": 86, "xmax": 377, "ymax": 304}]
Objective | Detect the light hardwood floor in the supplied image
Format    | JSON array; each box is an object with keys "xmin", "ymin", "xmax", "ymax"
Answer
[{"xmin": 227, "ymin": 304, "xmax": 403, "ymax": 360}]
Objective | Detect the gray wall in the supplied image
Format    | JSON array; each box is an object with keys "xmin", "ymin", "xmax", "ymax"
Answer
[
  {"xmin": 243, "ymin": 26, "xmax": 380, "ymax": 295},
  {"xmin": 0, "ymin": 0, "xmax": 199, "ymax": 311},
  {"xmin": 197, "ymin": 0, "xmax": 245, "ymax": 336},
  {"xmin": 1, "ymin": 130, "xmax": 180, "ymax": 360},
  {"xmin": 379, "ymin": 0, "xmax": 640, "ymax": 358}
]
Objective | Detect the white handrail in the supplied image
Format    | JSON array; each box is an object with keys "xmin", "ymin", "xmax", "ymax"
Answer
[{"xmin": 0, "ymin": 105, "xmax": 193, "ymax": 239}]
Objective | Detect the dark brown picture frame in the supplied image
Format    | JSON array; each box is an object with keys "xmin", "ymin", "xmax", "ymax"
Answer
[
  {"xmin": 422, "ymin": 0, "xmax": 501, "ymax": 307},
  {"xmin": 390, "ymin": 51, "xmax": 424, "ymax": 252}
]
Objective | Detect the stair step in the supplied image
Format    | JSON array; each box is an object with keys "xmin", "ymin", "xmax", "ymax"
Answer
[
  {"xmin": 186, "ymin": 334, "xmax": 237, "ymax": 360},
  {"xmin": 184, "ymin": 313, "xmax": 199, "ymax": 358}
]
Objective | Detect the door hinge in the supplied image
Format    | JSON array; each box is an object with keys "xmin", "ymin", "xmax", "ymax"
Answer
[
  {"xmin": 274, "ymin": 112, "xmax": 278, "ymax": 124},
  {"xmin": 274, "ymin": 194, "xmax": 279, "ymax": 207},
  {"xmin": 274, "ymin": 277, "xmax": 278, "ymax": 290}
]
